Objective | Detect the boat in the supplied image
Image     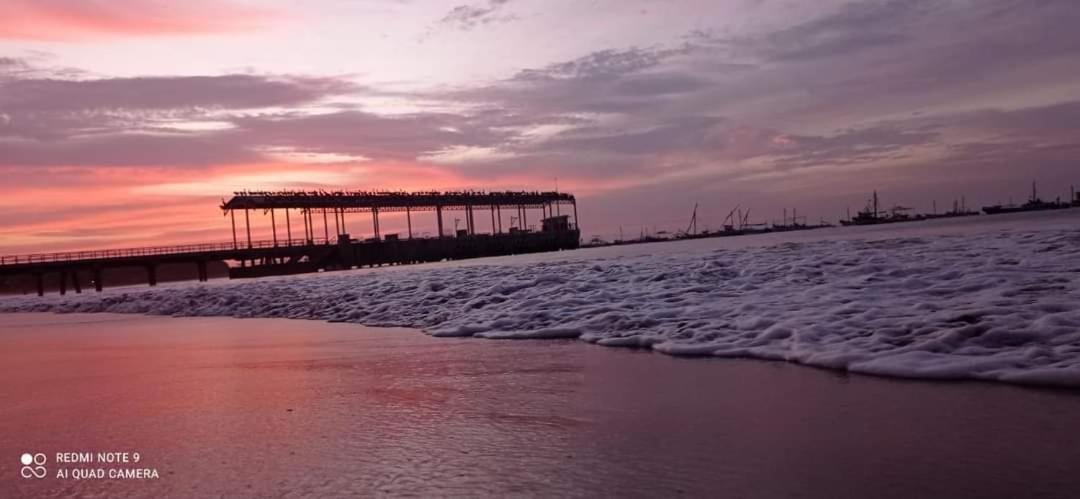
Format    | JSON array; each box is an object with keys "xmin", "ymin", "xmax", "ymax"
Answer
[
  {"xmin": 840, "ymin": 191, "xmax": 926, "ymax": 226},
  {"xmin": 923, "ymin": 198, "xmax": 979, "ymax": 220},
  {"xmin": 982, "ymin": 182, "xmax": 1070, "ymax": 215}
]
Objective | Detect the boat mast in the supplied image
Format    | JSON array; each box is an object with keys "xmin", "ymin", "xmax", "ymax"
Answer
[{"xmin": 686, "ymin": 203, "xmax": 698, "ymax": 235}]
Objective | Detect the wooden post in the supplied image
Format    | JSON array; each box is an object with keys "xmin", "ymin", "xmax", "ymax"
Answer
[
  {"xmin": 373, "ymin": 207, "xmax": 380, "ymax": 240},
  {"xmin": 286, "ymin": 208, "xmax": 292, "ymax": 246},
  {"xmin": 303, "ymin": 209, "xmax": 310, "ymax": 242},
  {"xmin": 323, "ymin": 209, "xmax": 329, "ymax": 243},
  {"xmin": 244, "ymin": 208, "xmax": 252, "ymax": 248},
  {"xmin": 437, "ymin": 205, "xmax": 444, "ymax": 238},
  {"xmin": 271, "ymin": 209, "xmax": 278, "ymax": 247}
]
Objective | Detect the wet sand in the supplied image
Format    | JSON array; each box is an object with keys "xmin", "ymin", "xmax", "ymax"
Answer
[{"xmin": 2, "ymin": 313, "xmax": 1080, "ymax": 498}]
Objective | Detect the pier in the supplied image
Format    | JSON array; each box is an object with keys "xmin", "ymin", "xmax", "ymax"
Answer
[{"xmin": 0, "ymin": 190, "xmax": 581, "ymax": 296}]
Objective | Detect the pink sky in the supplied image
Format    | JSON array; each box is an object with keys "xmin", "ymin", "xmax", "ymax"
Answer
[{"xmin": 1, "ymin": 0, "xmax": 1079, "ymax": 253}]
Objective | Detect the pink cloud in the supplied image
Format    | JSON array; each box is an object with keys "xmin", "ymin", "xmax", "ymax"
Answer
[{"xmin": 0, "ymin": 0, "xmax": 277, "ymax": 41}]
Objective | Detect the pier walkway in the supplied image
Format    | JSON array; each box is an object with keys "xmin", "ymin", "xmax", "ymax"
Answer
[{"xmin": 0, "ymin": 190, "xmax": 581, "ymax": 295}]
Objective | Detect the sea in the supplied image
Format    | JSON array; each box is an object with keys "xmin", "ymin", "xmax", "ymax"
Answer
[{"xmin": 2, "ymin": 210, "xmax": 1080, "ymax": 497}]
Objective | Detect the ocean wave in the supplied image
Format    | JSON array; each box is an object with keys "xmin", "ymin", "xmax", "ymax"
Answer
[{"xmin": 4, "ymin": 229, "xmax": 1080, "ymax": 387}]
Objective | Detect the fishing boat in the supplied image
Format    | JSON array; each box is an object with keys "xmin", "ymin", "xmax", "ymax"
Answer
[
  {"xmin": 840, "ymin": 191, "xmax": 925, "ymax": 226},
  {"xmin": 982, "ymin": 182, "xmax": 1070, "ymax": 215}
]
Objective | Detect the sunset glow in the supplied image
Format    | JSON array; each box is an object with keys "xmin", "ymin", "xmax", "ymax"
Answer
[{"xmin": 2, "ymin": 0, "xmax": 1079, "ymax": 253}]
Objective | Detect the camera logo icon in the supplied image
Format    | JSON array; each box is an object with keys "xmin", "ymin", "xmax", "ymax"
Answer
[{"xmin": 20, "ymin": 453, "xmax": 47, "ymax": 479}]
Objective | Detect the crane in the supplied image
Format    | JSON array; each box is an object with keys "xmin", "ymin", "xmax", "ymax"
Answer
[{"xmin": 685, "ymin": 203, "xmax": 698, "ymax": 236}]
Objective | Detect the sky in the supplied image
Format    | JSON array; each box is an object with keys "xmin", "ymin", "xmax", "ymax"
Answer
[{"xmin": 1, "ymin": 0, "xmax": 1079, "ymax": 252}]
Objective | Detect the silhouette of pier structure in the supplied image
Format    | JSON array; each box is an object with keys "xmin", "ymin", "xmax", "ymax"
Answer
[{"xmin": 0, "ymin": 190, "xmax": 581, "ymax": 296}]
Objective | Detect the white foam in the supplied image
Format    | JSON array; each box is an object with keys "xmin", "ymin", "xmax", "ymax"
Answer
[{"xmin": 5, "ymin": 227, "xmax": 1080, "ymax": 387}]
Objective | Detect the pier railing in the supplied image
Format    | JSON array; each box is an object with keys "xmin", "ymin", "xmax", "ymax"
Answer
[{"xmin": 0, "ymin": 238, "xmax": 331, "ymax": 266}]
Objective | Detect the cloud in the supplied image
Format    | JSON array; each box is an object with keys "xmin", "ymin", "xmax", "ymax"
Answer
[
  {"xmin": 0, "ymin": 67, "xmax": 363, "ymax": 156},
  {"xmin": 513, "ymin": 47, "xmax": 685, "ymax": 81},
  {"xmin": 0, "ymin": 74, "xmax": 358, "ymax": 113},
  {"xmin": 748, "ymin": 0, "xmax": 934, "ymax": 61},
  {"xmin": 437, "ymin": 0, "xmax": 515, "ymax": 31},
  {"xmin": 0, "ymin": 132, "xmax": 260, "ymax": 167},
  {"xmin": 5, "ymin": 0, "xmax": 1080, "ymax": 247},
  {"xmin": 764, "ymin": 126, "xmax": 941, "ymax": 171},
  {"xmin": 417, "ymin": 145, "xmax": 517, "ymax": 165},
  {"xmin": 532, "ymin": 115, "xmax": 730, "ymax": 157},
  {"xmin": 229, "ymin": 110, "xmax": 508, "ymax": 163},
  {"xmin": 7, "ymin": 0, "xmax": 1076, "ymax": 184},
  {"xmin": 0, "ymin": 0, "xmax": 277, "ymax": 40}
]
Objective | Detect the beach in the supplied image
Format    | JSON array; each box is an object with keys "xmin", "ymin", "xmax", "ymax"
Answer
[{"xmin": 3, "ymin": 313, "xmax": 1080, "ymax": 498}]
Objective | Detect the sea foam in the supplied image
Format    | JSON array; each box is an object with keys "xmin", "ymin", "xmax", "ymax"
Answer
[{"xmin": 4, "ymin": 228, "xmax": 1080, "ymax": 387}]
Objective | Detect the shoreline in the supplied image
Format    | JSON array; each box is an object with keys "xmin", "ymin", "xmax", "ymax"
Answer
[
  {"xmin": 5, "ymin": 310, "xmax": 1080, "ymax": 393},
  {"xmin": 5, "ymin": 214, "xmax": 1080, "ymax": 390}
]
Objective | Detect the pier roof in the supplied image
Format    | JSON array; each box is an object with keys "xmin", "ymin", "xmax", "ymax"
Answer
[{"xmin": 221, "ymin": 190, "xmax": 575, "ymax": 212}]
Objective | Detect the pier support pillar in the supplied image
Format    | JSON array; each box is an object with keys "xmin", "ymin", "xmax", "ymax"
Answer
[
  {"xmin": 59, "ymin": 271, "xmax": 67, "ymax": 295},
  {"xmin": 323, "ymin": 209, "xmax": 330, "ymax": 242},
  {"xmin": 302, "ymin": 210, "xmax": 309, "ymax": 243},
  {"xmin": 271, "ymin": 209, "xmax": 278, "ymax": 247},
  {"xmin": 72, "ymin": 271, "xmax": 82, "ymax": 294},
  {"xmin": 436, "ymin": 205, "xmax": 444, "ymax": 238},
  {"xmin": 406, "ymin": 207, "xmax": 413, "ymax": 239},
  {"xmin": 286, "ymin": 209, "xmax": 292, "ymax": 245},
  {"xmin": 35, "ymin": 273, "xmax": 44, "ymax": 297},
  {"xmin": 93, "ymin": 268, "xmax": 103, "ymax": 292},
  {"xmin": 147, "ymin": 265, "xmax": 158, "ymax": 287},
  {"xmin": 244, "ymin": 209, "xmax": 252, "ymax": 248},
  {"xmin": 373, "ymin": 207, "xmax": 380, "ymax": 240},
  {"xmin": 308, "ymin": 210, "xmax": 315, "ymax": 244},
  {"xmin": 197, "ymin": 261, "xmax": 208, "ymax": 282}
]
